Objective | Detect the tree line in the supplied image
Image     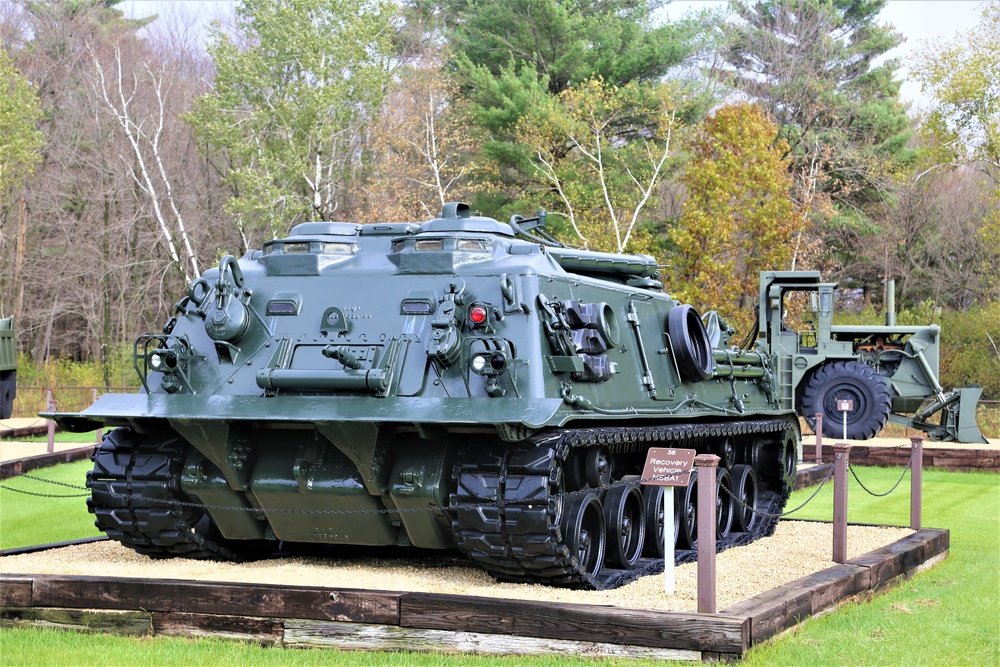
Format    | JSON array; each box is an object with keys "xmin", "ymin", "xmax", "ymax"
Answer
[{"xmin": 0, "ymin": 0, "xmax": 997, "ymax": 388}]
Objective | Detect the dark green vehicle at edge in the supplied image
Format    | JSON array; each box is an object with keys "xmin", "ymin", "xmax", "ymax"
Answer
[
  {"xmin": 0, "ymin": 316, "xmax": 16, "ymax": 419},
  {"xmin": 52, "ymin": 204, "xmax": 799, "ymax": 589}
]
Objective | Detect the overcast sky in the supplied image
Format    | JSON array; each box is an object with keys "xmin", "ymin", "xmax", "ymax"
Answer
[
  {"xmin": 122, "ymin": 0, "xmax": 986, "ymax": 108},
  {"xmin": 662, "ymin": 0, "xmax": 986, "ymax": 107}
]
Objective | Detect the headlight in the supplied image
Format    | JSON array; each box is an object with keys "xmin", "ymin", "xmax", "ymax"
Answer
[
  {"xmin": 470, "ymin": 352, "xmax": 507, "ymax": 376},
  {"xmin": 471, "ymin": 354, "xmax": 488, "ymax": 374},
  {"xmin": 149, "ymin": 353, "xmax": 163, "ymax": 371}
]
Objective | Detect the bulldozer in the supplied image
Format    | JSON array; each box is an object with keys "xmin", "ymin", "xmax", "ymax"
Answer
[{"xmin": 705, "ymin": 271, "xmax": 986, "ymax": 443}]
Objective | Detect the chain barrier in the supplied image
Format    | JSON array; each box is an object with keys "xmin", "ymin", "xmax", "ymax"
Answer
[
  {"xmin": 0, "ymin": 466, "xmax": 658, "ymax": 516},
  {"xmin": 848, "ymin": 447, "xmax": 914, "ymax": 498},
  {"xmin": 0, "ymin": 461, "xmax": 838, "ymax": 520},
  {"xmin": 0, "ymin": 486, "xmax": 90, "ymax": 498},
  {"xmin": 720, "ymin": 455, "xmax": 838, "ymax": 519},
  {"xmin": 6, "ymin": 444, "xmax": 912, "ymax": 514}
]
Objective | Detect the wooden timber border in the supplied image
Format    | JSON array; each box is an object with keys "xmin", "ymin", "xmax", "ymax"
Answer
[
  {"xmin": 802, "ymin": 443, "xmax": 999, "ymax": 473},
  {"xmin": 793, "ymin": 462, "xmax": 834, "ymax": 490},
  {"xmin": 0, "ymin": 446, "xmax": 94, "ymax": 479},
  {"xmin": 0, "ymin": 528, "xmax": 948, "ymax": 662}
]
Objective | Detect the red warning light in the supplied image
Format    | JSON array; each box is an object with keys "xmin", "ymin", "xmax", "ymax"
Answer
[{"xmin": 470, "ymin": 305, "xmax": 488, "ymax": 325}]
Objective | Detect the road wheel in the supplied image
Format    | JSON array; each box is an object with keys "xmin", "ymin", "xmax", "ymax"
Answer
[
  {"xmin": 730, "ymin": 464, "xmax": 758, "ymax": 532},
  {"xmin": 677, "ymin": 469, "xmax": 698, "ymax": 550},
  {"xmin": 603, "ymin": 477, "xmax": 645, "ymax": 568},
  {"xmin": 800, "ymin": 361, "xmax": 891, "ymax": 440},
  {"xmin": 561, "ymin": 491, "xmax": 606, "ymax": 578}
]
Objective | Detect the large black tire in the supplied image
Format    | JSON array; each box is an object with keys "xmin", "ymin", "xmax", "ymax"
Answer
[
  {"xmin": 800, "ymin": 361, "xmax": 892, "ymax": 440},
  {"xmin": 0, "ymin": 370, "xmax": 15, "ymax": 419},
  {"xmin": 667, "ymin": 305, "xmax": 714, "ymax": 382}
]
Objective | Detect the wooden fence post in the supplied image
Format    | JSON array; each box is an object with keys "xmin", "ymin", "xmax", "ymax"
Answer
[
  {"xmin": 833, "ymin": 443, "xmax": 850, "ymax": 564},
  {"xmin": 910, "ymin": 436, "xmax": 923, "ymax": 530},
  {"xmin": 695, "ymin": 454, "xmax": 719, "ymax": 614},
  {"xmin": 93, "ymin": 388, "xmax": 102, "ymax": 445},
  {"xmin": 45, "ymin": 390, "xmax": 57, "ymax": 454}
]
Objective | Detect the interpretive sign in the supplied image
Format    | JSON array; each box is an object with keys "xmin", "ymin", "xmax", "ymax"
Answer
[
  {"xmin": 641, "ymin": 448, "xmax": 696, "ymax": 486},
  {"xmin": 639, "ymin": 447, "xmax": 696, "ymax": 595}
]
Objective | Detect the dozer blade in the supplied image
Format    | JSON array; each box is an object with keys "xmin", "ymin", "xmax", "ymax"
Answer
[{"xmin": 907, "ymin": 385, "xmax": 988, "ymax": 444}]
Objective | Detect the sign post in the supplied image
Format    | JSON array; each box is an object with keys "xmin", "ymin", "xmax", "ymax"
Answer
[
  {"xmin": 837, "ymin": 399, "xmax": 854, "ymax": 440},
  {"xmin": 641, "ymin": 447, "xmax": 696, "ymax": 595}
]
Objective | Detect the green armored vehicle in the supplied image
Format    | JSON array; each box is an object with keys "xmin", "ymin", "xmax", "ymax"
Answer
[
  {"xmin": 0, "ymin": 316, "xmax": 16, "ymax": 419},
  {"xmin": 55, "ymin": 204, "xmax": 800, "ymax": 589}
]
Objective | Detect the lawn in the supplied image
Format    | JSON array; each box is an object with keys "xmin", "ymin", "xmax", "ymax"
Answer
[
  {"xmin": 0, "ymin": 460, "xmax": 101, "ymax": 549},
  {"xmin": 1, "ymin": 462, "xmax": 997, "ymax": 665}
]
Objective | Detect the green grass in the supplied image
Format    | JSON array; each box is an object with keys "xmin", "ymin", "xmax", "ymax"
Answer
[
  {"xmin": 0, "ymin": 628, "xmax": 668, "ymax": 667},
  {"xmin": 0, "ymin": 460, "xmax": 102, "ymax": 549},
  {"xmin": 743, "ymin": 466, "xmax": 1000, "ymax": 666},
  {"xmin": 1, "ymin": 464, "xmax": 997, "ymax": 665}
]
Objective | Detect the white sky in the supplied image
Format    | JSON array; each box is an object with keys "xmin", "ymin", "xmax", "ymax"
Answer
[{"xmin": 123, "ymin": 0, "xmax": 986, "ymax": 107}]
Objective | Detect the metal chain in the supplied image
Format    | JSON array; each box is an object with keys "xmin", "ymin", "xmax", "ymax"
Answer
[
  {"xmin": 720, "ymin": 456, "xmax": 837, "ymax": 519},
  {"xmin": 0, "ymin": 466, "xmax": 650, "ymax": 516},
  {"xmin": 0, "ymin": 469, "xmax": 89, "ymax": 490},
  {"xmin": 848, "ymin": 449, "xmax": 914, "ymax": 498},
  {"xmin": 0, "ymin": 484, "xmax": 90, "ymax": 498},
  {"xmin": 1, "ymin": 463, "xmax": 817, "ymax": 520}
]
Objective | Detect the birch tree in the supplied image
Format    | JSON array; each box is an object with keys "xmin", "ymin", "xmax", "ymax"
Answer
[
  {"xmin": 517, "ymin": 78, "xmax": 681, "ymax": 255},
  {"xmin": 92, "ymin": 44, "xmax": 200, "ymax": 283},
  {"xmin": 187, "ymin": 0, "xmax": 397, "ymax": 246}
]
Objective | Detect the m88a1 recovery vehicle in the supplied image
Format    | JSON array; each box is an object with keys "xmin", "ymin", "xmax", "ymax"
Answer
[
  {"xmin": 53, "ymin": 204, "xmax": 800, "ymax": 589},
  {"xmin": 731, "ymin": 271, "xmax": 986, "ymax": 443}
]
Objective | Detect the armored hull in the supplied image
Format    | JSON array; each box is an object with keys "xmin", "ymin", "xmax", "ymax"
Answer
[{"xmin": 56, "ymin": 204, "xmax": 799, "ymax": 589}]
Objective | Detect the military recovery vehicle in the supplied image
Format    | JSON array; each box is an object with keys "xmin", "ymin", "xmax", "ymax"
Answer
[
  {"xmin": 53, "ymin": 204, "xmax": 800, "ymax": 589},
  {"xmin": 0, "ymin": 316, "xmax": 16, "ymax": 419},
  {"xmin": 732, "ymin": 271, "xmax": 985, "ymax": 443}
]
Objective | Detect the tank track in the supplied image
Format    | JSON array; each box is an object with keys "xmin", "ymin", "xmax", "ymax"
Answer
[
  {"xmin": 450, "ymin": 418, "xmax": 793, "ymax": 590},
  {"xmin": 87, "ymin": 427, "xmax": 240, "ymax": 560}
]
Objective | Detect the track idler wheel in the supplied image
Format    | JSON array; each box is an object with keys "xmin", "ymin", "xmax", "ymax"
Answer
[
  {"xmin": 561, "ymin": 491, "xmax": 606, "ymax": 578},
  {"xmin": 603, "ymin": 477, "xmax": 645, "ymax": 568},
  {"xmin": 730, "ymin": 464, "xmax": 759, "ymax": 532}
]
